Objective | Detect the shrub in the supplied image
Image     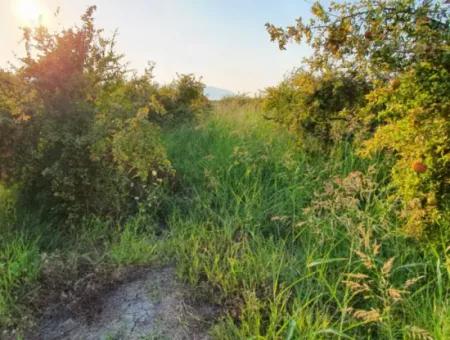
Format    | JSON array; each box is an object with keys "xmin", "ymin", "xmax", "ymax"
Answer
[
  {"xmin": 360, "ymin": 63, "xmax": 450, "ymax": 238},
  {"xmin": 265, "ymin": 0, "xmax": 449, "ymax": 238},
  {"xmin": 263, "ymin": 69, "xmax": 369, "ymax": 146},
  {"xmin": 94, "ymin": 67, "xmax": 210, "ymax": 127},
  {"xmin": 151, "ymin": 73, "xmax": 210, "ymax": 126},
  {"xmin": 0, "ymin": 7, "xmax": 174, "ymax": 222},
  {"xmin": 0, "ymin": 70, "xmax": 40, "ymax": 184}
]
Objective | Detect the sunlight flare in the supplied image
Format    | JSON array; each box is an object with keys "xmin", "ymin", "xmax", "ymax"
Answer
[{"xmin": 13, "ymin": 0, "xmax": 47, "ymax": 26}]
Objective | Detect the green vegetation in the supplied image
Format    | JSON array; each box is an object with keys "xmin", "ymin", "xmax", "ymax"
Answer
[
  {"xmin": 0, "ymin": 1, "xmax": 449, "ymax": 339},
  {"xmin": 266, "ymin": 0, "xmax": 449, "ymax": 238},
  {"xmin": 0, "ymin": 6, "xmax": 206, "ymax": 221},
  {"xmin": 162, "ymin": 108, "xmax": 449, "ymax": 339}
]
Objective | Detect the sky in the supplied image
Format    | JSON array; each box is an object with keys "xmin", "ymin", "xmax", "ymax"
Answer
[{"xmin": 0, "ymin": 0, "xmax": 314, "ymax": 93}]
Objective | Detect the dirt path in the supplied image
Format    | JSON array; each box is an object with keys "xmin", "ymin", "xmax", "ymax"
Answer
[{"xmin": 33, "ymin": 267, "xmax": 218, "ymax": 340}]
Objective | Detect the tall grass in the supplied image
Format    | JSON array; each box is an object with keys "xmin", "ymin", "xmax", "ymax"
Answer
[
  {"xmin": 0, "ymin": 185, "xmax": 160, "ymax": 331},
  {"xmin": 0, "ymin": 236, "xmax": 40, "ymax": 327},
  {"xmin": 162, "ymin": 105, "xmax": 450, "ymax": 339},
  {"xmin": 0, "ymin": 104, "xmax": 448, "ymax": 338}
]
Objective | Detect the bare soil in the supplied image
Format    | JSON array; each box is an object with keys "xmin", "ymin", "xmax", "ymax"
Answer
[{"xmin": 31, "ymin": 266, "xmax": 218, "ymax": 340}]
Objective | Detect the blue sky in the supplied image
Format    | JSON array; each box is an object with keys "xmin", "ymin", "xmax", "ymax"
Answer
[{"xmin": 0, "ymin": 0, "xmax": 313, "ymax": 93}]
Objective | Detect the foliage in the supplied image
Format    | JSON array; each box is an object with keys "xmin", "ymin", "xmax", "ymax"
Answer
[
  {"xmin": 95, "ymin": 67, "xmax": 210, "ymax": 128},
  {"xmin": 0, "ymin": 7, "xmax": 210, "ymax": 221},
  {"xmin": 0, "ymin": 7, "xmax": 126, "ymax": 219},
  {"xmin": 109, "ymin": 221, "xmax": 158, "ymax": 266},
  {"xmin": 1, "ymin": 95, "xmax": 449, "ymax": 338},
  {"xmin": 266, "ymin": 0, "xmax": 449, "ymax": 76},
  {"xmin": 0, "ymin": 236, "xmax": 40, "ymax": 327},
  {"xmin": 151, "ymin": 73, "xmax": 210, "ymax": 126},
  {"xmin": 91, "ymin": 107, "xmax": 174, "ymax": 217},
  {"xmin": 0, "ymin": 185, "xmax": 17, "ymax": 227},
  {"xmin": 263, "ymin": 69, "xmax": 369, "ymax": 146},
  {"xmin": 265, "ymin": 0, "xmax": 449, "ymax": 237},
  {"xmin": 0, "ymin": 2, "xmax": 449, "ymax": 338},
  {"xmin": 360, "ymin": 62, "xmax": 450, "ymax": 238},
  {"xmin": 163, "ymin": 115, "xmax": 449, "ymax": 339},
  {"xmin": 0, "ymin": 70, "xmax": 40, "ymax": 184}
]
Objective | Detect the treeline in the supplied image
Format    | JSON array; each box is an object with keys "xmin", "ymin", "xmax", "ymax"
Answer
[
  {"xmin": 0, "ymin": 6, "xmax": 209, "ymax": 221},
  {"xmin": 264, "ymin": 0, "xmax": 449, "ymax": 239}
]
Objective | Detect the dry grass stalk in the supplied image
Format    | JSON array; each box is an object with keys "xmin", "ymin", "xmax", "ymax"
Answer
[
  {"xmin": 355, "ymin": 250, "xmax": 374, "ymax": 269},
  {"xmin": 342, "ymin": 280, "xmax": 370, "ymax": 295},
  {"xmin": 405, "ymin": 325, "xmax": 434, "ymax": 340},
  {"xmin": 405, "ymin": 276, "xmax": 424, "ymax": 289},
  {"xmin": 387, "ymin": 287, "xmax": 402, "ymax": 301},
  {"xmin": 382, "ymin": 257, "xmax": 395, "ymax": 277},
  {"xmin": 345, "ymin": 273, "xmax": 369, "ymax": 279},
  {"xmin": 352, "ymin": 308, "xmax": 381, "ymax": 323}
]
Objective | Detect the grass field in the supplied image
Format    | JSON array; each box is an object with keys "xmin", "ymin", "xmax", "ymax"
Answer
[{"xmin": 1, "ymin": 103, "xmax": 449, "ymax": 339}]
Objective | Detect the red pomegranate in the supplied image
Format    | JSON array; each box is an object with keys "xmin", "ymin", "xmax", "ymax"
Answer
[{"xmin": 412, "ymin": 161, "xmax": 427, "ymax": 173}]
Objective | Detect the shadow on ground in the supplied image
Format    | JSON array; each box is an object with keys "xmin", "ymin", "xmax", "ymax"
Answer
[{"xmin": 33, "ymin": 267, "xmax": 218, "ymax": 340}]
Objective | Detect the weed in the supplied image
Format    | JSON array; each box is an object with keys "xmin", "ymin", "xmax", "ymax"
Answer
[
  {"xmin": 0, "ymin": 236, "xmax": 40, "ymax": 328},
  {"xmin": 109, "ymin": 221, "xmax": 159, "ymax": 266}
]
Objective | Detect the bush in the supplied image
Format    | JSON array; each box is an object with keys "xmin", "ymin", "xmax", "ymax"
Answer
[
  {"xmin": 264, "ymin": 0, "xmax": 449, "ymax": 238},
  {"xmin": 0, "ymin": 7, "xmax": 174, "ymax": 222},
  {"xmin": 151, "ymin": 73, "xmax": 210, "ymax": 126},
  {"xmin": 263, "ymin": 69, "xmax": 369, "ymax": 146},
  {"xmin": 94, "ymin": 67, "xmax": 209, "ymax": 128},
  {"xmin": 360, "ymin": 63, "xmax": 450, "ymax": 238}
]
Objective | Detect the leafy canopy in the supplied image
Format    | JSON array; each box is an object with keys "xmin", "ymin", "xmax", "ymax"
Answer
[
  {"xmin": 265, "ymin": 0, "xmax": 449, "ymax": 238},
  {"xmin": 266, "ymin": 0, "xmax": 449, "ymax": 76}
]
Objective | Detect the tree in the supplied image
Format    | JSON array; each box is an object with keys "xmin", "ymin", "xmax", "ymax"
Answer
[
  {"xmin": 265, "ymin": 0, "xmax": 450, "ymax": 237},
  {"xmin": 360, "ymin": 62, "xmax": 449, "ymax": 238},
  {"xmin": 0, "ymin": 7, "xmax": 172, "ymax": 221},
  {"xmin": 263, "ymin": 68, "xmax": 369, "ymax": 146},
  {"xmin": 266, "ymin": 0, "xmax": 449, "ymax": 78}
]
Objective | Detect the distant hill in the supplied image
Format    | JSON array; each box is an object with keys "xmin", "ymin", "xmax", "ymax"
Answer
[{"xmin": 204, "ymin": 86, "xmax": 234, "ymax": 100}]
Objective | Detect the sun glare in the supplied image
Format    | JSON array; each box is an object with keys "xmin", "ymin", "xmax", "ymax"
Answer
[{"xmin": 14, "ymin": 0, "xmax": 47, "ymax": 26}]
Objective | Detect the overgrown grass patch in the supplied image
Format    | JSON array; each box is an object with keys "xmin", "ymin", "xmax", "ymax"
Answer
[
  {"xmin": 0, "ymin": 235, "xmax": 40, "ymax": 327},
  {"xmin": 162, "ymin": 111, "xmax": 450, "ymax": 339},
  {"xmin": 0, "ymin": 107, "xmax": 449, "ymax": 338},
  {"xmin": 109, "ymin": 221, "xmax": 160, "ymax": 266}
]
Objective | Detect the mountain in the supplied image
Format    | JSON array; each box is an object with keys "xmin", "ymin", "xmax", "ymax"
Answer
[{"xmin": 204, "ymin": 86, "xmax": 234, "ymax": 100}]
